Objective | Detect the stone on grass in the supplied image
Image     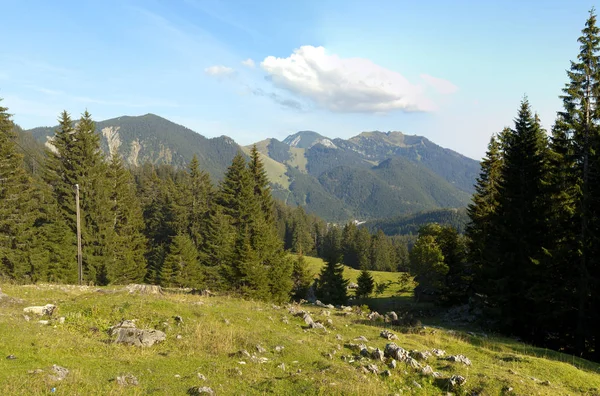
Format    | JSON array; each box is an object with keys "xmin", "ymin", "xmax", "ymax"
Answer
[
  {"xmin": 187, "ymin": 386, "xmax": 215, "ymax": 395},
  {"xmin": 125, "ymin": 284, "xmax": 163, "ymax": 295},
  {"xmin": 116, "ymin": 374, "xmax": 139, "ymax": 386},
  {"xmin": 372, "ymin": 348, "xmax": 385, "ymax": 361},
  {"xmin": 389, "ymin": 359, "xmax": 397, "ymax": 369},
  {"xmin": 256, "ymin": 345, "xmax": 266, "ymax": 353},
  {"xmin": 38, "ymin": 320, "xmax": 50, "ymax": 325},
  {"xmin": 110, "ymin": 320, "xmax": 166, "ymax": 347},
  {"xmin": 274, "ymin": 345, "xmax": 284, "ymax": 352},
  {"xmin": 354, "ymin": 336, "xmax": 369, "ymax": 342},
  {"xmin": 406, "ymin": 357, "xmax": 422, "ymax": 370},
  {"xmin": 385, "ymin": 311, "xmax": 399, "ymax": 322},
  {"xmin": 50, "ymin": 365, "xmax": 69, "ymax": 381},
  {"xmin": 278, "ymin": 363, "xmax": 286, "ymax": 371},
  {"xmin": 368, "ymin": 311, "xmax": 384, "ymax": 321},
  {"xmin": 412, "ymin": 350, "xmax": 431, "ymax": 360},
  {"xmin": 446, "ymin": 354, "xmax": 472, "ymax": 366},
  {"xmin": 303, "ymin": 313, "xmax": 314, "ymax": 326},
  {"xmin": 412, "ymin": 380, "xmax": 422, "ymax": 389},
  {"xmin": 448, "ymin": 375, "xmax": 467, "ymax": 389},
  {"xmin": 23, "ymin": 304, "xmax": 56, "ymax": 316},
  {"xmin": 381, "ymin": 369, "xmax": 392, "ymax": 377},
  {"xmin": 384, "ymin": 343, "xmax": 409, "ymax": 361},
  {"xmin": 336, "ymin": 334, "xmax": 343, "ymax": 341},
  {"xmin": 197, "ymin": 373, "xmax": 207, "ymax": 381},
  {"xmin": 380, "ymin": 329, "xmax": 398, "ymax": 340},
  {"xmin": 366, "ymin": 364, "xmax": 379, "ymax": 374},
  {"xmin": 6, "ymin": 355, "xmax": 16, "ymax": 360},
  {"xmin": 431, "ymin": 349, "xmax": 446, "ymax": 357}
]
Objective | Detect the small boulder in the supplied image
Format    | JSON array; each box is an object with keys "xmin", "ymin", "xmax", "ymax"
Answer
[
  {"xmin": 23, "ymin": 304, "xmax": 56, "ymax": 317},
  {"xmin": 384, "ymin": 343, "xmax": 409, "ymax": 361},
  {"xmin": 412, "ymin": 350, "xmax": 431, "ymax": 360},
  {"xmin": 187, "ymin": 386, "xmax": 215, "ymax": 395},
  {"xmin": 448, "ymin": 375, "xmax": 467, "ymax": 389},
  {"xmin": 372, "ymin": 348, "xmax": 385, "ymax": 361},
  {"xmin": 446, "ymin": 354, "xmax": 472, "ymax": 366},
  {"xmin": 431, "ymin": 348, "xmax": 446, "ymax": 357},
  {"xmin": 366, "ymin": 364, "xmax": 379, "ymax": 374},
  {"xmin": 385, "ymin": 311, "xmax": 399, "ymax": 322},
  {"xmin": 354, "ymin": 335, "xmax": 369, "ymax": 342},
  {"xmin": 368, "ymin": 311, "xmax": 384, "ymax": 321},
  {"xmin": 6, "ymin": 355, "xmax": 16, "ymax": 360},
  {"xmin": 110, "ymin": 320, "xmax": 166, "ymax": 347},
  {"xmin": 406, "ymin": 357, "xmax": 422, "ymax": 370},
  {"xmin": 116, "ymin": 374, "xmax": 139, "ymax": 386},
  {"xmin": 274, "ymin": 345, "xmax": 284, "ymax": 353},
  {"xmin": 278, "ymin": 363, "xmax": 286, "ymax": 371},
  {"xmin": 389, "ymin": 359, "xmax": 397, "ymax": 369},
  {"xmin": 256, "ymin": 345, "xmax": 266, "ymax": 354},
  {"xmin": 49, "ymin": 365, "xmax": 69, "ymax": 381},
  {"xmin": 380, "ymin": 329, "xmax": 398, "ymax": 340},
  {"xmin": 197, "ymin": 373, "xmax": 207, "ymax": 381},
  {"xmin": 381, "ymin": 369, "xmax": 392, "ymax": 377}
]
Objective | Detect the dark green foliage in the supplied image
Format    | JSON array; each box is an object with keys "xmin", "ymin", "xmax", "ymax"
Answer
[
  {"xmin": 364, "ymin": 208, "xmax": 469, "ymax": 236},
  {"xmin": 0, "ymin": 100, "xmax": 37, "ymax": 280},
  {"xmin": 162, "ymin": 233, "xmax": 201, "ymax": 288},
  {"xmin": 316, "ymin": 259, "xmax": 348, "ymax": 306},
  {"xmin": 484, "ymin": 100, "xmax": 553, "ymax": 339},
  {"xmin": 409, "ymin": 234, "xmax": 447, "ymax": 302},
  {"xmin": 356, "ymin": 269, "xmax": 374, "ymax": 298},
  {"xmin": 291, "ymin": 254, "xmax": 313, "ymax": 300},
  {"xmin": 106, "ymin": 154, "xmax": 147, "ymax": 284},
  {"xmin": 369, "ymin": 230, "xmax": 397, "ymax": 272}
]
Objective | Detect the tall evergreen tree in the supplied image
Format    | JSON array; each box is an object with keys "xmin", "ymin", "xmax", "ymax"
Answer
[
  {"xmin": 467, "ymin": 133, "xmax": 504, "ymax": 279},
  {"xmin": 162, "ymin": 233, "xmax": 201, "ymax": 288},
  {"xmin": 486, "ymin": 100, "xmax": 552, "ymax": 340},
  {"xmin": 555, "ymin": 8, "xmax": 600, "ymax": 355},
  {"xmin": 356, "ymin": 269, "xmax": 375, "ymax": 298},
  {"xmin": 316, "ymin": 260, "xmax": 348, "ymax": 305},
  {"xmin": 0, "ymin": 100, "xmax": 37, "ymax": 280},
  {"xmin": 106, "ymin": 154, "xmax": 147, "ymax": 283}
]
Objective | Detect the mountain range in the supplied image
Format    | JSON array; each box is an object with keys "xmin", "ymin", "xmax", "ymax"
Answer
[{"xmin": 23, "ymin": 113, "xmax": 480, "ymax": 222}]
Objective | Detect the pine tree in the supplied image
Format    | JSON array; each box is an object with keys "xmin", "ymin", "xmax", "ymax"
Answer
[
  {"xmin": 354, "ymin": 227, "xmax": 371, "ymax": 270},
  {"xmin": 556, "ymin": 8, "xmax": 600, "ymax": 355},
  {"xmin": 467, "ymin": 133, "xmax": 504, "ymax": 280},
  {"xmin": 248, "ymin": 145, "xmax": 273, "ymax": 222},
  {"xmin": 487, "ymin": 100, "xmax": 552, "ymax": 339},
  {"xmin": 356, "ymin": 269, "xmax": 375, "ymax": 298},
  {"xmin": 370, "ymin": 229, "xmax": 396, "ymax": 271},
  {"xmin": 0, "ymin": 100, "xmax": 37, "ymax": 280},
  {"xmin": 316, "ymin": 260, "xmax": 348, "ymax": 305},
  {"xmin": 106, "ymin": 154, "xmax": 147, "ymax": 283},
  {"xmin": 162, "ymin": 233, "xmax": 201, "ymax": 288},
  {"xmin": 409, "ymin": 234, "xmax": 447, "ymax": 302},
  {"xmin": 291, "ymin": 254, "xmax": 313, "ymax": 300}
]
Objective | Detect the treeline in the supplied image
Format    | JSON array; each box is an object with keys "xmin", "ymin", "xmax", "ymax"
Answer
[
  {"xmin": 0, "ymin": 103, "xmax": 412, "ymax": 305},
  {"xmin": 275, "ymin": 206, "xmax": 409, "ymax": 272}
]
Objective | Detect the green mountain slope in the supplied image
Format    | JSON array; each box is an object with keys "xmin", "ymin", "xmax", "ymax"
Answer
[{"xmin": 27, "ymin": 114, "xmax": 243, "ymax": 181}]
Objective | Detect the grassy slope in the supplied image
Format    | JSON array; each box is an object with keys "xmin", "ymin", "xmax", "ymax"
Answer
[
  {"xmin": 0, "ymin": 284, "xmax": 599, "ymax": 395},
  {"xmin": 241, "ymin": 146, "xmax": 290, "ymax": 189}
]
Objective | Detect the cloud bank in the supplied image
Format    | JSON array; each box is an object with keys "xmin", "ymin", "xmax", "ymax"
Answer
[{"xmin": 260, "ymin": 46, "xmax": 438, "ymax": 113}]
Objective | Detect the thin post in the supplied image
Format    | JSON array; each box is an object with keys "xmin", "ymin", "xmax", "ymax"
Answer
[{"xmin": 75, "ymin": 184, "xmax": 83, "ymax": 285}]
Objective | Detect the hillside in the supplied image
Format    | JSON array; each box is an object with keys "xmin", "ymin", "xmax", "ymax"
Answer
[
  {"xmin": 26, "ymin": 114, "xmax": 243, "ymax": 182},
  {"xmin": 365, "ymin": 208, "xmax": 471, "ymax": 236},
  {"xmin": 1, "ymin": 283, "xmax": 599, "ymax": 395}
]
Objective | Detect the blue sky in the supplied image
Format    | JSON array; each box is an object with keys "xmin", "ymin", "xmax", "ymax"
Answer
[{"xmin": 0, "ymin": 0, "xmax": 594, "ymax": 159}]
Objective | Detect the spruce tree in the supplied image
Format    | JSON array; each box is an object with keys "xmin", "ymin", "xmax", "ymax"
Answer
[
  {"xmin": 162, "ymin": 233, "xmax": 201, "ymax": 288},
  {"xmin": 291, "ymin": 254, "xmax": 313, "ymax": 300},
  {"xmin": 106, "ymin": 154, "xmax": 147, "ymax": 283},
  {"xmin": 316, "ymin": 259, "xmax": 348, "ymax": 305},
  {"xmin": 556, "ymin": 8, "xmax": 600, "ymax": 355},
  {"xmin": 356, "ymin": 269, "xmax": 375, "ymax": 298},
  {"xmin": 467, "ymin": 133, "xmax": 503, "ymax": 280},
  {"xmin": 409, "ymin": 234, "xmax": 447, "ymax": 302},
  {"xmin": 0, "ymin": 100, "xmax": 37, "ymax": 280},
  {"xmin": 486, "ymin": 100, "xmax": 552, "ymax": 339}
]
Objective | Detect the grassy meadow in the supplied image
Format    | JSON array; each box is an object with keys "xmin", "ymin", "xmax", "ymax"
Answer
[{"xmin": 0, "ymin": 279, "xmax": 599, "ymax": 395}]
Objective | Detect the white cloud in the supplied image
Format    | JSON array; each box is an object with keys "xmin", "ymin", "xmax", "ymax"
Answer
[
  {"xmin": 204, "ymin": 65, "xmax": 235, "ymax": 77},
  {"xmin": 260, "ymin": 45, "xmax": 435, "ymax": 113},
  {"xmin": 420, "ymin": 74, "xmax": 458, "ymax": 95},
  {"xmin": 241, "ymin": 58, "xmax": 255, "ymax": 68}
]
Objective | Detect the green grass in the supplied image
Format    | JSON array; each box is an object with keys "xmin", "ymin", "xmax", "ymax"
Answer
[{"xmin": 1, "ymin": 283, "xmax": 599, "ymax": 395}]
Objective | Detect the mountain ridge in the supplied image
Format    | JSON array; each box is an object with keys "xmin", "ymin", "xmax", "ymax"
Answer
[{"xmin": 23, "ymin": 113, "xmax": 478, "ymax": 221}]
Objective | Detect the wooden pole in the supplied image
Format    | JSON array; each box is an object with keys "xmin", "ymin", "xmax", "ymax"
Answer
[{"xmin": 75, "ymin": 184, "xmax": 83, "ymax": 285}]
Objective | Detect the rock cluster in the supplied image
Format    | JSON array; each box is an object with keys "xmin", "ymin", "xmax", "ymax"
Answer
[{"xmin": 109, "ymin": 319, "xmax": 166, "ymax": 347}]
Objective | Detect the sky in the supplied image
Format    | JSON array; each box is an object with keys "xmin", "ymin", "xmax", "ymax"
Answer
[{"xmin": 0, "ymin": 0, "xmax": 595, "ymax": 160}]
